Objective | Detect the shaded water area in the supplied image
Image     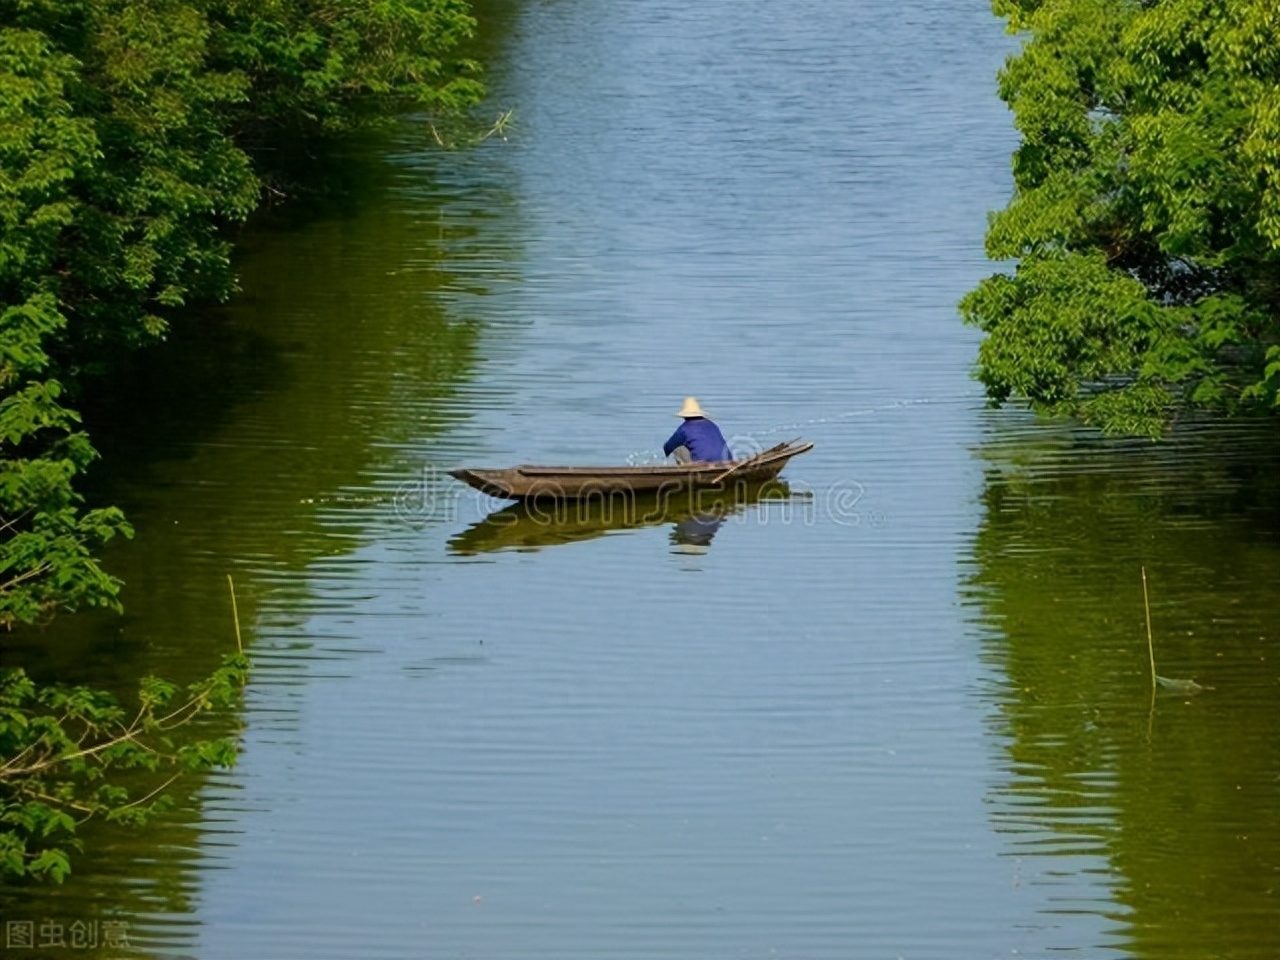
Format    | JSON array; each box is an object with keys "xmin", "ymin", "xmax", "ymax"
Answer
[{"xmin": 4, "ymin": 1, "xmax": 1277, "ymax": 957}]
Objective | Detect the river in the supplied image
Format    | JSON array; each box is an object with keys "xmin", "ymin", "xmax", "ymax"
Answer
[{"xmin": 4, "ymin": 1, "xmax": 1277, "ymax": 958}]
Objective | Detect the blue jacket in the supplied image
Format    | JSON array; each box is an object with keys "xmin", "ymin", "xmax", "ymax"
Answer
[{"xmin": 664, "ymin": 417, "xmax": 733, "ymax": 462}]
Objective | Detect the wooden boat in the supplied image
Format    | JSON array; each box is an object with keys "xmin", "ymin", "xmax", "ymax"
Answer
[{"xmin": 449, "ymin": 440, "xmax": 813, "ymax": 501}]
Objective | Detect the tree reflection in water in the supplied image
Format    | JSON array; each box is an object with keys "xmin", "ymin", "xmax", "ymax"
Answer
[{"xmin": 966, "ymin": 414, "xmax": 1280, "ymax": 960}]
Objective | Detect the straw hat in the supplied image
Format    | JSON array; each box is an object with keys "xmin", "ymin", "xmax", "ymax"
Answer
[{"xmin": 676, "ymin": 396, "xmax": 708, "ymax": 418}]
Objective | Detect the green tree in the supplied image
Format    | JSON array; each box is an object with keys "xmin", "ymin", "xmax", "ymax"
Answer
[
  {"xmin": 210, "ymin": 0, "xmax": 484, "ymax": 137},
  {"xmin": 1, "ymin": 0, "xmax": 483, "ymax": 627},
  {"xmin": 2, "ymin": 0, "xmax": 483, "ymax": 878},
  {"xmin": 1, "ymin": 27, "xmax": 134, "ymax": 627},
  {"xmin": 961, "ymin": 0, "xmax": 1280, "ymax": 436}
]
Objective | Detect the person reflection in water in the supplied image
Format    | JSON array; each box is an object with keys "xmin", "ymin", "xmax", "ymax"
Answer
[
  {"xmin": 670, "ymin": 510, "xmax": 727, "ymax": 554},
  {"xmin": 663, "ymin": 397, "xmax": 733, "ymax": 463}
]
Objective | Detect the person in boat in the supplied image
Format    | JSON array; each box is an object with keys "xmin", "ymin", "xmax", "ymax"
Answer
[{"xmin": 664, "ymin": 397, "xmax": 734, "ymax": 463}]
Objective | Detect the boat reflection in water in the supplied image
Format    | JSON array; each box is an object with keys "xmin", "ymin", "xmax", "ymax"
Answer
[{"xmin": 448, "ymin": 481, "xmax": 801, "ymax": 556}]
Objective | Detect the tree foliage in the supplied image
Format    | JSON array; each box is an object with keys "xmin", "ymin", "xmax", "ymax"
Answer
[
  {"xmin": 2, "ymin": 0, "xmax": 481, "ymax": 879},
  {"xmin": 1, "ymin": 0, "xmax": 483, "ymax": 627},
  {"xmin": 962, "ymin": 0, "xmax": 1280, "ymax": 436},
  {"xmin": 0, "ymin": 653, "xmax": 250, "ymax": 882}
]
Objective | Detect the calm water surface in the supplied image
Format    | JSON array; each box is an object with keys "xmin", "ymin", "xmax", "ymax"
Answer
[{"xmin": 5, "ymin": 1, "xmax": 1277, "ymax": 958}]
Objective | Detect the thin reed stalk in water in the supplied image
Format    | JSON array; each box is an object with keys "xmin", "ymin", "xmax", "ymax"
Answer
[
  {"xmin": 227, "ymin": 573, "xmax": 243, "ymax": 655},
  {"xmin": 1141, "ymin": 567, "xmax": 1207, "ymax": 694},
  {"xmin": 1141, "ymin": 566, "xmax": 1157, "ymax": 692}
]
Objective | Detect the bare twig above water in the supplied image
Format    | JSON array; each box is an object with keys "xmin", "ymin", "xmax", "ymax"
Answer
[
  {"xmin": 228, "ymin": 573, "xmax": 243, "ymax": 655},
  {"xmin": 1142, "ymin": 566, "xmax": 1157, "ymax": 692}
]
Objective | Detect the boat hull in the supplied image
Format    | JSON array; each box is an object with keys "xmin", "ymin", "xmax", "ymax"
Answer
[{"xmin": 449, "ymin": 441, "xmax": 812, "ymax": 501}]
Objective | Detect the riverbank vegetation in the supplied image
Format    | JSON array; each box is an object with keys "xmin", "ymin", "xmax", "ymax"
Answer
[
  {"xmin": 963, "ymin": 0, "xmax": 1280, "ymax": 436},
  {"xmin": 2, "ymin": 0, "xmax": 482, "ymax": 626},
  {"xmin": 2, "ymin": 0, "xmax": 484, "ymax": 878},
  {"xmin": 1, "ymin": 651, "xmax": 250, "ymax": 881}
]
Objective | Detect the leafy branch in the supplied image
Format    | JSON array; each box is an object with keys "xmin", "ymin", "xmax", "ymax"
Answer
[{"xmin": 0, "ymin": 652, "xmax": 250, "ymax": 882}]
